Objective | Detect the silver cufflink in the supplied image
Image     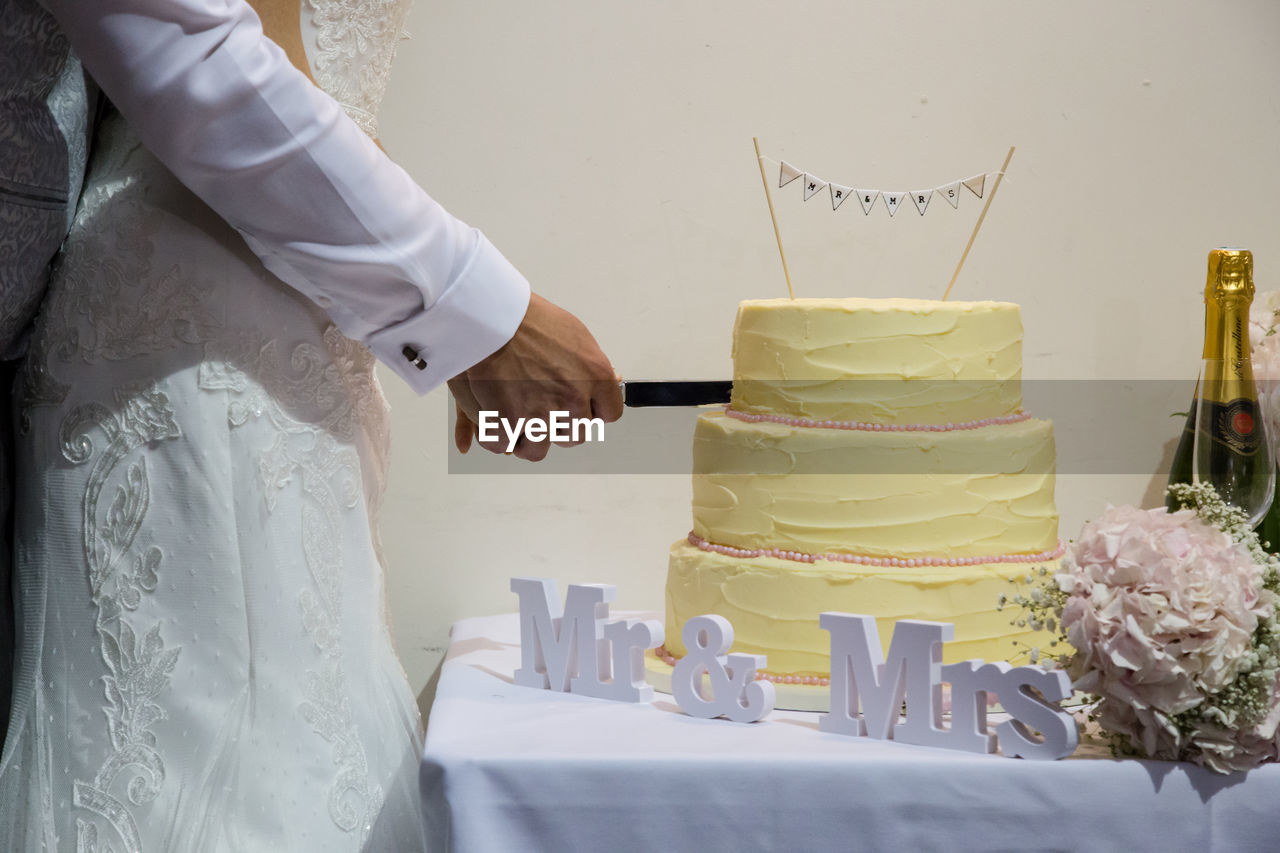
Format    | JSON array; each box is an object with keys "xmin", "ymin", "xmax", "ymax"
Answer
[{"xmin": 402, "ymin": 345, "xmax": 427, "ymax": 370}]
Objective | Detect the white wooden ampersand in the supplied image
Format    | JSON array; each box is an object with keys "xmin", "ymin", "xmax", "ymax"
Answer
[
  {"xmin": 671, "ymin": 615, "xmax": 775, "ymax": 723},
  {"xmin": 510, "ymin": 577, "xmax": 663, "ymax": 702}
]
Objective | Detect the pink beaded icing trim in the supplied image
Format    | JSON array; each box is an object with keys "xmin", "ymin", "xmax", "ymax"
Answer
[
  {"xmin": 687, "ymin": 531, "xmax": 1066, "ymax": 568},
  {"xmin": 655, "ymin": 645, "xmax": 830, "ymax": 686},
  {"xmin": 724, "ymin": 406, "xmax": 1032, "ymax": 432}
]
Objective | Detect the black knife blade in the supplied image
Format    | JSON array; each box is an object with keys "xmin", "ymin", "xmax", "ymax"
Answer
[{"xmin": 622, "ymin": 381, "xmax": 732, "ymax": 408}]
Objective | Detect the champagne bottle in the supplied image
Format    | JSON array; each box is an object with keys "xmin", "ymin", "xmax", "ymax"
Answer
[{"xmin": 1166, "ymin": 248, "xmax": 1276, "ymax": 529}]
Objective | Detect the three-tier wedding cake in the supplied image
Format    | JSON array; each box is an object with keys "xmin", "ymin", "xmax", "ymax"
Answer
[{"xmin": 657, "ymin": 297, "xmax": 1063, "ymax": 688}]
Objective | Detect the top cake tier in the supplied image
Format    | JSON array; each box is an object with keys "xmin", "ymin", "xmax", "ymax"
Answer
[{"xmin": 730, "ymin": 298, "xmax": 1023, "ymax": 424}]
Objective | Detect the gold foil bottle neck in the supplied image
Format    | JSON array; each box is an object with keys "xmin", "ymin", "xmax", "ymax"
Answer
[
  {"xmin": 1206, "ymin": 247, "xmax": 1254, "ymax": 304},
  {"xmin": 1200, "ymin": 247, "xmax": 1256, "ymax": 391}
]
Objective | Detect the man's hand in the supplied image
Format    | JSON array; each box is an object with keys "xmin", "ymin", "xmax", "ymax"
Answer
[{"xmin": 448, "ymin": 292, "xmax": 624, "ymax": 461}]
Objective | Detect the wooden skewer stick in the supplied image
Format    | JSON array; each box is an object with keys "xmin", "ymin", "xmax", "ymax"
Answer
[
  {"xmin": 943, "ymin": 145, "xmax": 1016, "ymax": 301},
  {"xmin": 753, "ymin": 137, "xmax": 795, "ymax": 300}
]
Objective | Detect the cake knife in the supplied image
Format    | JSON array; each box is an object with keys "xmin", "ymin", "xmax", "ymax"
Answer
[{"xmin": 621, "ymin": 380, "xmax": 732, "ymax": 408}]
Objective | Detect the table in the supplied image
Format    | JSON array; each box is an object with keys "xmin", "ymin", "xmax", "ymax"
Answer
[{"xmin": 420, "ymin": 613, "xmax": 1280, "ymax": 852}]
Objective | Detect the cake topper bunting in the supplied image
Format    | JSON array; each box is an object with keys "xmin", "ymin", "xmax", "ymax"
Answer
[
  {"xmin": 753, "ymin": 141, "xmax": 1016, "ymax": 301},
  {"xmin": 759, "ymin": 150, "xmax": 1007, "ymax": 218}
]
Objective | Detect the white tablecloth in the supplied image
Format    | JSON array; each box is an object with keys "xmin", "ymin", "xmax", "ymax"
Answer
[{"xmin": 420, "ymin": 613, "xmax": 1280, "ymax": 852}]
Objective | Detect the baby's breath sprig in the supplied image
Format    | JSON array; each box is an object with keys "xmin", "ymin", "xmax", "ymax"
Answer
[
  {"xmin": 999, "ymin": 563, "xmax": 1069, "ymax": 668},
  {"xmin": 1167, "ymin": 480, "xmax": 1280, "ymax": 588}
]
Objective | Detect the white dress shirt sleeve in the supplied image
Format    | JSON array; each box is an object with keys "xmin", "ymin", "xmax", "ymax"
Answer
[{"xmin": 38, "ymin": 0, "xmax": 531, "ymax": 393}]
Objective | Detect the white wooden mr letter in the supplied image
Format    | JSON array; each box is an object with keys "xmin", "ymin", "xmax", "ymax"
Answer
[{"xmin": 510, "ymin": 577, "xmax": 662, "ymax": 702}]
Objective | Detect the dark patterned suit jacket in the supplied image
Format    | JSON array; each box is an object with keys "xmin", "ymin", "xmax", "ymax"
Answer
[{"xmin": 0, "ymin": 0, "xmax": 96, "ymax": 744}]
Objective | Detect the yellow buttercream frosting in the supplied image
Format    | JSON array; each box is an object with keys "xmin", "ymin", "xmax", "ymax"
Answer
[
  {"xmin": 691, "ymin": 410, "xmax": 1058, "ymax": 559},
  {"xmin": 665, "ymin": 540, "xmax": 1057, "ymax": 674},
  {"xmin": 661, "ymin": 297, "xmax": 1060, "ymax": 677},
  {"xmin": 730, "ymin": 297, "xmax": 1022, "ymax": 423}
]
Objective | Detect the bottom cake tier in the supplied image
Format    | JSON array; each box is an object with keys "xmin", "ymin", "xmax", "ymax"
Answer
[{"xmin": 662, "ymin": 538, "xmax": 1061, "ymax": 677}]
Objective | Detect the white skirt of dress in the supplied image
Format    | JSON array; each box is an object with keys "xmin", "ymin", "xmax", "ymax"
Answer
[{"xmin": 0, "ymin": 110, "xmax": 429, "ymax": 852}]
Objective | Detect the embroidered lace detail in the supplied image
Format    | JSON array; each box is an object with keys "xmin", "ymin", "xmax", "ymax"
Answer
[
  {"xmin": 198, "ymin": 326, "xmax": 388, "ymax": 838},
  {"xmin": 62, "ymin": 382, "xmax": 183, "ymax": 852},
  {"xmin": 302, "ymin": 0, "xmax": 412, "ymax": 137},
  {"xmin": 18, "ymin": 163, "xmax": 218, "ymax": 428},
  {"xmin": 51, "ymin": 188, "xmax": 216, "ymax": 364}
]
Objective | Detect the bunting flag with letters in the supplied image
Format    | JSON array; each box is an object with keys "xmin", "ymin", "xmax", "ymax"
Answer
[
  {"xmin": 828, "ymin": 182, "xmax": 852, "ymax": 211},
  {"xmin": 939, "ymin": 180, "xmax": 961, "ymax": 208},
  {"xmin": 802, "ymin": 173, "xmax": 828, "ymax": 201},
  {"xmin": 911, "ymin": 190, "xmax": 931, "ymax": 216},
  {"xmin": 766, "ymin": 153, "xmax": 1004, "ymax": 217}
]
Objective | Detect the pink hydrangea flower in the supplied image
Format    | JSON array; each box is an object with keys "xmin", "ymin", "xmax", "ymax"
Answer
[{"xmin": 1057, "ymin": 503, "xmax": 1276, "ymax": 767}]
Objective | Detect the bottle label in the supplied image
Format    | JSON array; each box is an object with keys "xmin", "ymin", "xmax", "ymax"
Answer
[{"xmin": 1201, "ymin": 397, "xmax": 1264, "ymax": 455}]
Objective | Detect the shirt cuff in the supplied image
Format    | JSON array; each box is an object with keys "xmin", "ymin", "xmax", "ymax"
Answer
[{"xmin": 367, "ymin": 232, "xmax": 531, "ymax": 394}]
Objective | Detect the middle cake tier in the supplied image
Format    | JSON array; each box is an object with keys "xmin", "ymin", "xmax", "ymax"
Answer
[{"xmin": 692, "ymin": 410, "xmax": 1058, "ymax": 560}]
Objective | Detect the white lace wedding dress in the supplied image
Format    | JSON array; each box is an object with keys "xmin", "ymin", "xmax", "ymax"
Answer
[{"xmin": 0, "ymin": 1, "xmax": 432, "ymax": 849}]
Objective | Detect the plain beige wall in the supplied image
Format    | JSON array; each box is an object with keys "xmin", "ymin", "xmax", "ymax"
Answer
[{"xmin": 373, "ymin": 0, "xmax": 1280, "ymax": 709}]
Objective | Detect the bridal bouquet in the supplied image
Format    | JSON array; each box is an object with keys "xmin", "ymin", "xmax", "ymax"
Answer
[{"xmin": 1006, "ymin": 482, "xmax": 1280, "ymax": 773}]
